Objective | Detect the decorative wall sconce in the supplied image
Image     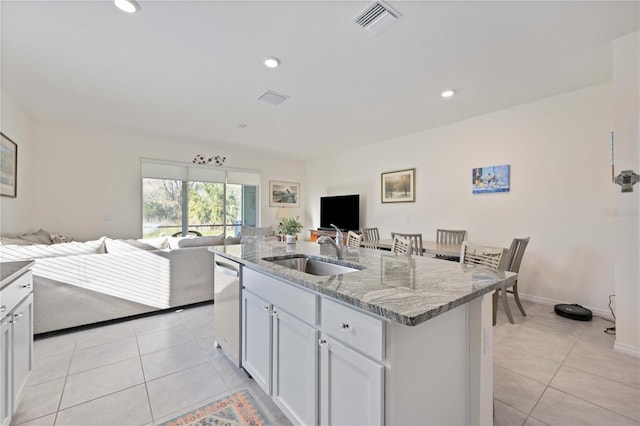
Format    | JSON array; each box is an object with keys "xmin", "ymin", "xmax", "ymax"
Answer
[
  {"xmin": 614, "ymin": 170, "xmax": 640, "ymax": 192},
  {"xmin": 193, "ymin": 154, "xmax": 226, "ymax": 166}
]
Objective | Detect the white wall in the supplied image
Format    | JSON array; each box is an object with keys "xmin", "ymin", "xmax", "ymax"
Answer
[
  {"xmin": 0, "ymin": 89, "xmax": 35, "ymax": 235},
  {"xmin": 306, "ymin": 83, "xmax": 615, "ymax": 316},
  {"xmin": 612, "ymin": 32, "xmax": 639, "ymax": 356},
  {"xmin": 29, "ymin": 122, "xmax": 305, "ymax": 241}
]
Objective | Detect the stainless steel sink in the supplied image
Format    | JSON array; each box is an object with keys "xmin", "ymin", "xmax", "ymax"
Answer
[{"xmin": 263, "ymin": 255, "xmax": 363, "ymax": 276}]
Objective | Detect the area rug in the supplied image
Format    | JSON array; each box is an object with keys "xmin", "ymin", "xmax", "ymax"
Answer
[{"xmin": 158, "ymin": 389, "xmax": 270, "ymax": 426}]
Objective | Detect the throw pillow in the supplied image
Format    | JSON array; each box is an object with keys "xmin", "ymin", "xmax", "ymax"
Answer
[
  {"xmin": 0, "ymin": 237, "xmax": 34, "ymax": 246},
  {"xmin": 177, "ymin": 235, "xmax": 225, "ymax": 248},
  {"xmin": 104, "ymin": 238, "xmax": 160, "ymax": 254},
  {"xmin": 51, "ymin": 234, "xmax": 74, "ymax": 244},
  {"xmin": 18, "ymin": 229, "xmax": 53, "ymax": 245}
]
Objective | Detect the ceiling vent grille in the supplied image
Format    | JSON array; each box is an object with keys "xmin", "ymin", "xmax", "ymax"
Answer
[
  {"xmin": 354, "ymin": 2, "xmax": 401, "ymax": 35},
  {"xmin": 258, "ymin": 90, "xmax": 289, "ymax": 106}
]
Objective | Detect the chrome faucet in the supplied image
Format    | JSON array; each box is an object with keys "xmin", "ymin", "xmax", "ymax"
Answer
[
  {"xmin": 318, "ymin": 235, "xmax": 344, "ymax": 260},
  {"xmin": 330, "ymin": 224, "xmax": 344, "ymax": 249}
]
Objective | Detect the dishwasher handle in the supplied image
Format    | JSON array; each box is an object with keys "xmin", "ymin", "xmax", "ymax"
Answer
[{"xmin": 215, "ymin": 260, "xmax": 239, "ymax": 277}]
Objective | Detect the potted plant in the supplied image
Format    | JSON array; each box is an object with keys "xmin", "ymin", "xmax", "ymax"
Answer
[{"xmin": 278, "ymin": 216, "xmax": 303, "ymax": 244}]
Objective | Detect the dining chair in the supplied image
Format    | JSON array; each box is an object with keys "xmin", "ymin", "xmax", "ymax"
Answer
[
  {"xmin": 391, "ymin": 235, "xmax": 414, "ymax": 256},
  {"xmin": 494, "ymin": 237, "xmax": 531, "ymax": 325},
  {"xmin": 435, "ymin": 229, "xmax": 466, "ymax": 261},
  {"xmin": 460, "ymin": 241, "xmax": 504, "ymax": 270},
  {"xmin": 360, "ymin": 227, "xmax": 380, "ymax": 242},
  {"xmin": 346, "ymin": 231, "xmax": 362, "ymax": 249},
  {"xmin": 391, "ymin": 232, "xmax": 423, "ymax": 256}
]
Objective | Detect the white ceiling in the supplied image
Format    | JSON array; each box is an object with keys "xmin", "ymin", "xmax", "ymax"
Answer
[{"xmin": 2, "ymin": 1, "xmax": 638, "ymax": 160}]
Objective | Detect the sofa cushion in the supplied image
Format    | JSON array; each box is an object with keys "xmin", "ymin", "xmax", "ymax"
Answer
[
  {"xmin": 240, "ymin": 226, "xmax": 274, "ymax": 243},
  {"xmin": 225, "ymin": 236, "xmax": 241, "ymax": 245},
  {"xmin": 104, "ymin": 238, "xmax": 165, "ymax": 254},
  {"xmin": 0, "ymin": 237, "xmax": 107, "ymax": 261},
  {"xmin": 17, "ymin": 229, "xmax": 53, "ymax": 245},
  {"xmin": 177, "ymin": 235, "xmax": 225, "ymax": 248},
  {"xmin": 0, "ymin": 237, "xmax": 33, "ymax": 246}
]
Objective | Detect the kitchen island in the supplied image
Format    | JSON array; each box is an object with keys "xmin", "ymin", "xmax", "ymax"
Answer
[{"xmin": 211, "ymin": 241, "xmax": 516, "ymax": 426}]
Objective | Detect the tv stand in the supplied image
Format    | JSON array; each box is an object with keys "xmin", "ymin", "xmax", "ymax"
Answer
[{"xmin": 309, "ymin": 229, "xmax": 358, "ymax": 244}]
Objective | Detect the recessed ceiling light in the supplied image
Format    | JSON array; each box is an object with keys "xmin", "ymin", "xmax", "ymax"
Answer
[
  {"xmin": 238, "ymin": 123, "xmax": 248, "ymax": 128},
  {"xmin": 114, "ymin": 0, "xmax": 139, "ymax": 14},
  {"xmin": 264, "ymin": 57, "xmax": 280, "ymax": 68},
  {"xmin": 441, "ymin": 90, "xmax": 455, "ymax": 98}
]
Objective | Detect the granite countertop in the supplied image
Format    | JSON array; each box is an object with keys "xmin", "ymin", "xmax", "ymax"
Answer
[
  {"xmin": 0, "ymin": 260, "xmax": 35, "ymax": 291},
  {"xmin": 210, "ymin": 241, "xmax": 517, "ymax": 326}
]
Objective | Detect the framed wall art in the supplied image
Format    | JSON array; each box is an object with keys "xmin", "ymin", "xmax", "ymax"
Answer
[
  {"xmin": 269, "ymin": 180, "xmax": 300, "ymax": 208},
  {"xmin": 381, "ymin": 168, "xmax": 415, "ymax": 203},
  {"xmin": 0, "ymin": 132, "xmax": 17, "ymax": 198},
  {"xmin": 472, "ymin": 164, "xmax": 510, "ymax": 194}
]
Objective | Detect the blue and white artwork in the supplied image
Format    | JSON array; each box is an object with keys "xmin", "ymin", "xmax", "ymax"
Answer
[{"xmin": 472, "ymin": 164, "xmax": 510, "ymax": 194}]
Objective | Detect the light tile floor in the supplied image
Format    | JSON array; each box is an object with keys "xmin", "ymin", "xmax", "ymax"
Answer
[
  {"xmin": 493, "ymin": 300, "xmax": 639, "ymax": 426},
  {"xmin": 11, "ymin": 301, "xmax": 640, "ymax": 426}
]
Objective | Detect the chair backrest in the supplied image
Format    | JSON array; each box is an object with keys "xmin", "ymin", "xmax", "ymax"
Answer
[
  {"xmin": 346, "ymin": 231, "xmax": 362, "ymax": 249},
  {"xmin": 391, "ymin": 235, "xmax": 414, "ymax": 256},
  {"xmin": 360, "ymin": 227, "xmax": 380, "ymax": 241},
  {"xmin": 437, "ymin": 229, "xmax": 467, "ymax": 245},
  {"xmin": 391, "ymin": 232, "xmax": 423, "ymax": 256},
  {"xmin": 460, "ymin": 241, "xmax": 503, "ymax": 270},
  {"xmin": 503, "ymin": 237, "xmax": 530, "ymax": 273}
]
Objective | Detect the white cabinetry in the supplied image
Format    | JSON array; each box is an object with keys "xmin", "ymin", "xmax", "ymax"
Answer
[
  {"xmin": 319, "ymin": 335, "xmax": 383, "ymax": 426},
  {"xmin": 242, "ymin": 269, "xmax": 318, "ymax": 425},
  {"xmin": 0, "ymin": 267, "xmax": 34, "ymax": 426}
]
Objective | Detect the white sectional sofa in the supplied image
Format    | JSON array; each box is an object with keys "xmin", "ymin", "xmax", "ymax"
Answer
[
  {"xmin": 0, "ymin": 227, "xmax": 277, "ymax": 334},
  {"xmin": 0, "ymin": 235, "xmax": 222, "ymax": 334}
]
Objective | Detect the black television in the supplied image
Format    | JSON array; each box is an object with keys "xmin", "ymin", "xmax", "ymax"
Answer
[{"xmin": 320, "ymin": 194, "xmax": 360, "ymax": 231}]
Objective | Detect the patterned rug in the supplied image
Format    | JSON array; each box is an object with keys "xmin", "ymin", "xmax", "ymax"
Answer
[{"xmin": 158, "ymin": 389, "xmax": 270, "ymax": 426}]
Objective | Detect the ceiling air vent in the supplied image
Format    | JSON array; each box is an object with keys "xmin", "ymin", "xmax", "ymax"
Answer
[
  {"xmin": 354, "ymin": 1, "xmax": 401, "ymax": 35},
  {"xmin": 258, "ymin": 90, "xmax": 289, "ymax": 106}
]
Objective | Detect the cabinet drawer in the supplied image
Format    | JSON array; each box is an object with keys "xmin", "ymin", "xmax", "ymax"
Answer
[
  {"xmin": 0, "ymin": 271, "xmax": 33, "ymax": 321},
  {"xmin": 243, "ymin": 268, "xmax": 317, "ymax": 325},
  {"xmin": 321, "ymin": 298, "xmax": 384, "ymax": 362}
]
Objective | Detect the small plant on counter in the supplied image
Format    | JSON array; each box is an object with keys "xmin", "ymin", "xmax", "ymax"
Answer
[{"xmin": 278, "ymin": 216, "xmax": 303, "ymax": 236}]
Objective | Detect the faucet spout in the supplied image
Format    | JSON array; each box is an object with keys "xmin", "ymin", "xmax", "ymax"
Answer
[
  {"xmin": 318, "ymin": 235, "xmax": 344, "ymax": 260},
  {"xmin": 330, "ymin": 224, "xmax": 344, "ymax": 249}
]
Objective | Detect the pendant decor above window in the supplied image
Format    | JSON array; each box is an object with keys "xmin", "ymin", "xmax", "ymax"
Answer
[{"xmin": 193, "ymin": 154, "xmax": 226, "ymax": 166}]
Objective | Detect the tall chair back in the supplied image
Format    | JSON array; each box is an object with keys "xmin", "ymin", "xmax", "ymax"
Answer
[
  {"xmin": 346, "ymin": 231, "xmax": 362, "ymax": 249},
  {"xmin": 460, "ymin": 241, "xmax": 503, "ymax": 270},
  {"xmin": 391, "ymin": 235, "xmax": 414, "ymax": 256},
  {"xmin": 493, "ymin": 237, "xmax": 531, "ymax": 325},
  {"xmin": 436, "ymin": 229, "xmax": 467, "ymax": 261},
  {"xmin": 360, "ymin": 227, "xmax": 380, "ymax": 241},
  {"xmin": 391, "ymin": 232, "xmax": 423, "ymax": 256}
]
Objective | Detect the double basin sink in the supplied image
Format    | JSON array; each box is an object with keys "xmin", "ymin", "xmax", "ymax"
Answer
[{"xmin": 263, "ymin": 254, "xmax": 364, "ymax": 276}]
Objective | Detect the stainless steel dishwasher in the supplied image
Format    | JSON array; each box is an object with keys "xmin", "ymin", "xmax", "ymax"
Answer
[{"xmin": 212, "ymin": 254, "xmax": 242, "ymax": 368}]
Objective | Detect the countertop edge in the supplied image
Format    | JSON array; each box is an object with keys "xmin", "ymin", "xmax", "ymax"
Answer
[{"xmin": 0, "ymin": 260, "xmax": 35, "ymax": 290}]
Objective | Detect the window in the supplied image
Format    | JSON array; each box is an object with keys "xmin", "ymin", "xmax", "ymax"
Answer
[{"xmin": 141, "ymin": 160, "xmax": 260, "ymax": 238}]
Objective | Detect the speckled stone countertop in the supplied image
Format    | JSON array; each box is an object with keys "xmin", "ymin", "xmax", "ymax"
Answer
[
  {"xmin": 0, "ymin": 260, "xmax": 35, "ymax": 291},
  {"xmin": 210, "ymin": 241, "xmax": 517, "ymax": 326}
]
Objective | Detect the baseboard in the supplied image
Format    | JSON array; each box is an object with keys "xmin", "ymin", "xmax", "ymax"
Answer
[
  {"xmin": 518, "ymin": 293, "xmax": 615, "ymax": 321},
  {"xmin": 613, "ymin": 341, "xmax": 640, "ymax": 358}
]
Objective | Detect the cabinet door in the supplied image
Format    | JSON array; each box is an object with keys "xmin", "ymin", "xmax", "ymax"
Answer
[
  {"xmin": 241, "ymin": 290, "xmax": 272, "ymax": 395},
  {"xmin": 272, "ymin": 308, "xmax": 318, "ymax": 426},
  {"xmin": 319, "ymin": 335, "xmax": 383, "ymax": 426},
  {"xmin": 1, "ymin": 318, "xmax": 13, "ymax": 426},
  {"xmin": 12, "ymin": 294, "xmax": 33, "ymax": 404}
]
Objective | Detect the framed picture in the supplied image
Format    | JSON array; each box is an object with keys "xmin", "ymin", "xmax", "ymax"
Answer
[
  {"xmin": 0, "ymin": 133, "xmax": 17, "ymax": 198},
  {"xmin": 269, "ymin": 180, "xmax": 300, "ymax": 207},
  {"xmin": 472, "ymin": 164, "xmax": 510, "ymax": 194},
  {"xmin": 381, "ymin": 168, "xmax": 415, "ymax": 203}
]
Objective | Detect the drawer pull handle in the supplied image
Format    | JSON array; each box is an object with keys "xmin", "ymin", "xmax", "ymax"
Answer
[
  {"xmin": 22, "ymin": 283, "xmax": 31, "ymax": 289},
  {"xmin": 271, "ymin": 310, "xmax": 277, "ymax": 316},
  {"xmin": 10, "ymin": 317, "xmax": 19, "ymax": 324},
  {"xmin": 263, "ymin": 305, "xmax": 270, "ymax": 311},
  {"xmin": 15, "ymin": 313, "xmax": 23, "ymax": 318},
  {"xmin": 340, "ymin": 323, "xmax": 350, "ymax": 330},
  {"xmin": 318, "ymin": 339, "xmax": 327, "ymax": 345},
  {"xmin": 0, "ymin": 306, "xmax": 5, "ymax": 313}
]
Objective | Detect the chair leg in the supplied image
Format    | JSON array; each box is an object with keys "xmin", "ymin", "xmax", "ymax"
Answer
[
  {"xmin": 501, "ymin": 285, "xmax": 515, "ymax": 324},
  {"xmin": 511, "ymin": 282, "xmax": 527, "ymax": 317},
  {"xmin": 492, "ymin": 290, "xmax": 498, "ymax": 326}
]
